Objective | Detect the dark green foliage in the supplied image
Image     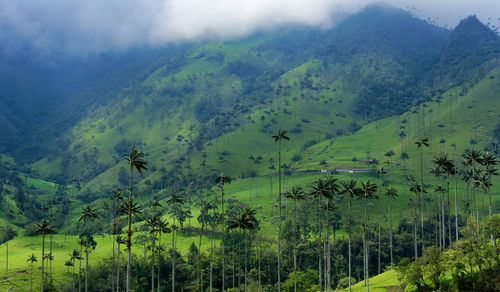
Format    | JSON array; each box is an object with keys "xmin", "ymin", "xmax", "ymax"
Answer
[{"xmin": 439, "ymin": 15, "xmax": 500, "ymax": 88}]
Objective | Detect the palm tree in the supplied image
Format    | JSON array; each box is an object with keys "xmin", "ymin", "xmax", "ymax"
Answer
[
  {"xmin": 65, "ymin": 260, "xmax": 74, "ymax": 280},
  {"xmin": 340, "ymin": 179, "xmax": 359, "ymax": 292},
  {"xmin": 116, "ymin": 235, "xmax": 126, "ymax": 292},
  {"xmin": 227, "ymin": 206, "xmax": 258, "ymax": 292},
  {"xmin": 124, "ymin": 144, "xmax": 147, "ymax": 292},
  {"xmin": 375, "ymin": 166, "xmax": 386, "ymax": 275},
  {"xmin": 156, "ymin": 218, "xmax": 171, "ymax": 292},
  {"xmin": 384, "ymin": 187, "xmax": 398, "ymax": 268},
  {"xmin": 409, "ymin": 184, "xmax": 422, "ymax": 259},
  {"xmin": 284, "ymin": 186, "xmax": 306, "ymax": 292},
  {"xmin": 146, "ymin": 215, "xmax": 160, "ymax": 292},
  {"xmin": 482, "ymin": 152, "xmax": 498, "ymax": 222},
  {"xmin": 357, "ymin": 180, "xmax": 378, "ymax": 292},
  {"xmin": 197, "ymin": 200, "xmax": 213, "ymax": 290},
  {"xmin": 27, "ymin": 254, "xmax": 37, "ymax": 292},
  {"xmin": 310, "ymin": 177, "xmax": 332, "ymax": 292},
  {"xmin": 463, "ymin": 149, "xmax": 484, "ymax": 229},
  {"xmin": 111, "ymin": 189, "xmax": 123, "ymax": 291},
  {"xmin": 272, "ymin": 129, "xmax": 289, "ymax": 291},
  {"xmin": 77, "ymin": 236, "xmax": 86, "ymax": 292},
  {"xmin": 167, "ymin": 193, "xmax": 184, "ymax": 292},
  {"xmin": 70, "ymin": 249, "xmax": 81, "ymax": 292},
  {"xmin": 35, "ymin": 218, "xmax": 55, "ymax": 292},
  {"xmin": 433, "ymin": 154, "xmax": 456, "ymax": 245},
  {"xmin": 79, "ymin": 204, "xmax": 99, "ymax": 292},
  {"xmin": 215, "ymin": 172, "xmax": 231, "ymax": 291},
  {"xmin": 415, "ymin": 138, "xmax": 429, "ymax": 252}
]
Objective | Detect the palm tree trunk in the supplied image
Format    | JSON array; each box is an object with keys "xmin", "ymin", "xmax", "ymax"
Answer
[
  {"xmin": 327, "ymin": 207, "xmax": 331, "ymax": 292},
  {"xmin": 157, "ymin": 233, "xmax": 161, "ymax": 292},
  {"xmin": 127, "ymin": 168, "xmax": 134, "ymax": 292},
  {"xmin": 293, "ymin": 199, "xmax": 297, "ymax": 292},
  {"xmin": 348, "ymin": 196, "xmax": 352, "ymax": 292},
  {"xmin": 41, "ymin": 233, "xmax": 45, "ymax": 292},
  {"xmin": 222, "ymin": 187, "xmax": 225, "ymax": 292},
  {"xmin": 79, "ymin": 245, "xmax": 82, "ymax": 292},
  {"xmin": 151, "ymin": 233, "xmax": 155, "ymax": 292},
  {"xmin": 112, "ymin": 235, "xmax": 115, "ymax": 292},
  {"xmin": 72, "ymin": 260, "xmax": 76, "ymax": 292},
  {"xmin": 388, "ymin": 200, "xmax": 393, "ymax": 269},
  {"xmin": 199, "ymin": 225, "xmax": 203, "ymax": 290},
  {"xmin": 117, "ymin": 243, "xmax": 121, "ymax": 292},
  {"xmin": 172, "ymin": 218, "xmax": 176, "ymax": 292},
  {"xmin": 277, "ymin": 140, "xmax": 282, "ymax": 292},
  {"xmin": 364, "ymin": 204, "xmax": 369, "ymax": 292},
  {"xmin": 420, "ymin": 147, "xmax": 425, "ymax": 253},
  {"xmin": 413, "ymin": 196, "xmax": 418, "ymax": 260},
  {"xmin": 378, "ymin": 194, "xmax": 381, "ymax": 275},
  {"xmin": 244, "ymin": 231, "xmax": 248, "ymax": 292},
  {"xmin": 438, "ymin": 192, "xmax": 442, "ymax": 250},
  {"xmin": 49, "ymin": 235, "xmax": 52, "ymax": 278},
  {"xmin": 447, "ymin": 179, "xmax": 451, "ymax": 246},
  {"xmin": 318, "ymin": 205, "xmax": 322, "ymax": 292},
  {"xmin": 238, "ymin": 227, "xmax": 242, "ymax": 292},
  {"xmin": 31, "ymin": 262, "xmax": 34, "ymax": 292},
  {"xmin": 489, "ymin": 185, "xmax": 494, "ymax": 244},
  {"xmin": 258, "ymin": 237, "xmax": 262, "ymax": 292},
  {"xmin": 5, "ymin": 222, "xmax": 8, "ymax": 280},
  {"xmin": 85, "ymin": 245, "xmax": 89, "ymax": 292}
]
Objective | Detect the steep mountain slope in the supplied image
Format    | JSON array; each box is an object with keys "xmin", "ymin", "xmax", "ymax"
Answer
[{"xmin": 30, "ymin": 6, "xmax": 451, "ymax": 192}]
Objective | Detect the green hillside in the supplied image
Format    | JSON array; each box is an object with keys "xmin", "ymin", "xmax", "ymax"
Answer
[{"xmin": 0, "ymin": 4, "xmax": 499, "ymax": 292}]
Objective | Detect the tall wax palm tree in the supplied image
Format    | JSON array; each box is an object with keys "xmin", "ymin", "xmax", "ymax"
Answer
[
  {"xmin": 111, "ymin": 189, "xmax": 123, "ymax": 292},
  {"xmin": 167, "ymin": 193, "xmax": 184, "ymax": 292},
  {"xmin": 116, "ymin": 235, "xmax": 126, "ymax": 292},
  {"xmin": 357, "ymin": 180, "xmax": 378, "ymax": 292},
  {"xmin": 215, "ymin": 172, "xmax": 231, "ymax": 291},
  {"xmin": 197, "ymin": 200, "xmax": 213, "ymax": 290},
  {"xmin": 146, "ymin": 215, "xmax": 160, "ymax": 292},
  {"xmin": 375, "ymin": 166, "xmax": 386, "ymax": 275},
  {"xmin": 384, "ymin": 187, "xmax": 398, "ymax": 268},
  {"xmin": 156, "ymin": 218, "xmax": 171, "ymax": 292},
  {"xmin": 482, "ymin": 152, "xmax": 498, "ymax": 220},
  {"xmin": 433, "ymin": 154, "xmax": 456, "ymax": 244},
  {"xmin": 463, "ymin": 149, "xmax": 484, "ymax": 229},
  {"xmin": 76, "ymin": 236, "xmax": 86, "ymax": 292},
  {"xmin": 284, "ymin": 186, "xmax": 306, "ymax": 292},
  {"xmin": 415, "ymin": 137, "xmax": 429, "ymax": 252},
  {"xmin": 474, "ymin": 174, "xmax": 490, "ymax": 231},
  {"xmin": 434, "ymin": 185, "xmax": 446, "ymax": 250},
  {"xmin": 70, "ymin": 249, "xmax": 82, "ymax": 292},
  {"xmin": 124, "ymin": 144, "xmax": 147, "ymax": 292},
  {"xmin": 27, "ymin": 254, "xmax": 37, "ymax": 292},
  {"xmin": 310, "ymin": 176, "xmax": 333, "ymax": 292},
  {"xmin": 321, "ymin": 197, "xmax": 338, "ymax": 292},
  {"xmin": 79, "ymin": 204, "xmax": 99, "ymax": 292},
  {"xmin": 272, "ymin": 129, "xmax": 289, "ymax": 292},
  {"xmin": 65, "ymin": 260, "xmax": 74, "ymax": 280},
  {"xmin": 35, "ymin": 218, "xmax": 55, "ymax": 292},
  {"xmin": 409, "ymin": 184, "xmax": 422, "ymax": 259},
  {"xmin": 227, "ymin": 206, "xmax": 258, "ymax": 292},
  {"xmin": 340, "ymin": 179, "xmax": 359, "ymax": 292}
]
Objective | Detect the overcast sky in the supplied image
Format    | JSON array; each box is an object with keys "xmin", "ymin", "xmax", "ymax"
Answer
[{"xmin": 1, "ymin": 0, "xmax": 499, "ymax": 56}]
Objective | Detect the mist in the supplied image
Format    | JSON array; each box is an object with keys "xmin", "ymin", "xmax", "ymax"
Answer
[{"xmin": 1, "ymin": 0, "xmax": 499, "ymax": 57}]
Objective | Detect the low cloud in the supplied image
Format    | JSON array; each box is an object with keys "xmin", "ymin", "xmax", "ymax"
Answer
[{"xmin": 0, "ymin": 0, "xmax": 499, "ymax": 57}]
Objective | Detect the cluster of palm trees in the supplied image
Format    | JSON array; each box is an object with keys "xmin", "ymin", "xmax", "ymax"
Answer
[{"xmin": 23, "ymin": 132, "xmax": 498, "ymax": 292}]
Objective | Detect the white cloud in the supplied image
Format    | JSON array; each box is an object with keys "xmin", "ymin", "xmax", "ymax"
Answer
[{"xmin": 0, "ymin": 0, "xmax": 499, "ymax": 56}]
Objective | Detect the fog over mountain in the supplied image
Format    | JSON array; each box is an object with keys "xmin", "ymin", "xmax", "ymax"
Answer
[{"xmin": 1, "ymin": 0, "xmax": 499, "ymax": 57}]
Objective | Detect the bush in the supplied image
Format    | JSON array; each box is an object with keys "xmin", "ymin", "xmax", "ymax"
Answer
[{"xmin": 336, "ymin": 277, "xmax": 356, "ymax": 290}]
